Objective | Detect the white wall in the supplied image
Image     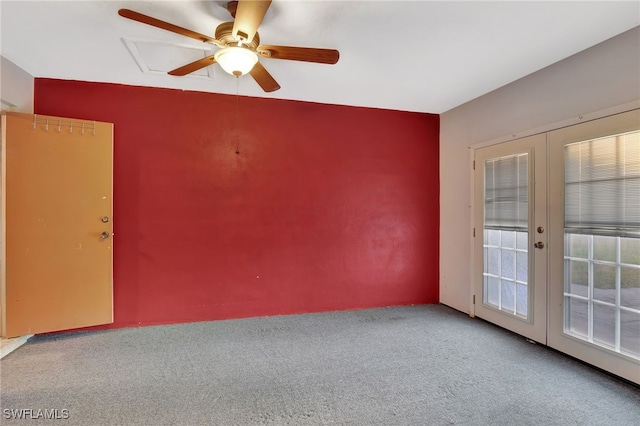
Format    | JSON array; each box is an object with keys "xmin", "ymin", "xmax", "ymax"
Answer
[
  {"xmin": 439, "ymin": 26, "xmax": 640, "ymax": 313},
  {"xmin": 1, "ymin": 56, "xmax": 34, "ymax": 113}
]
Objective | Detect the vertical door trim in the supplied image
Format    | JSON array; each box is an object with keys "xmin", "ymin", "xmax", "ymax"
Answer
[{"xmin": 1, "ymin": 114, "xmax": 7, "ymax": 336}]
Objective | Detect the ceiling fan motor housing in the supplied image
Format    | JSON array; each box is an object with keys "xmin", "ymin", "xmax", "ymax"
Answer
[{"xmin": 215, "ymin": 21, "xmax": 260, "ymax": 50}]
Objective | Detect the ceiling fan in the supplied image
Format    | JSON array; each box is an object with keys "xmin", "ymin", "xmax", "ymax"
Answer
[{"xmin": 118, "ymin": 0, "xmax": 340, "ymax": 92}]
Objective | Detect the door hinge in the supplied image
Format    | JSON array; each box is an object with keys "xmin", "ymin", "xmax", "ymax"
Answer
[
  {"xmin": 473, "ymin": 227, "xmax": 476, "ymax": 237},
  {"xmin": 473, "ymin": 295, "xmax": 476, "ymax": 304},
  {"xmin": 473, "ymin": 160, "xmax": 475, "ymax": 170}
]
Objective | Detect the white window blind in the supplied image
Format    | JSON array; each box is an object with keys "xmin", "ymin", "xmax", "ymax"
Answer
[
  {"xmin": 564, "ymin": 131, "xmax": 640, "ymax": 238},
  {"xmin": 484, "ymin": 153, "xmax": 528, "ymax": 231}
]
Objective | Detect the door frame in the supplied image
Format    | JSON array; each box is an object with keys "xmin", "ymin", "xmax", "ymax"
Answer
[{"xmin": 470, "ymin": 109, "xmax": 640, "ymax": 385}]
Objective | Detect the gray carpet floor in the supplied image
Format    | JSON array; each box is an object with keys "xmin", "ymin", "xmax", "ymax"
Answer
[{"xmin": 1, "ymin": 304, "xmax": 639, "ymax": 425}]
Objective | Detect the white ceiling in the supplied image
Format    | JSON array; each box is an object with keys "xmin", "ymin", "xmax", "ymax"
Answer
[{"xmin": 1, "ymin": 1, "xmax": 638, "ymax": 114}]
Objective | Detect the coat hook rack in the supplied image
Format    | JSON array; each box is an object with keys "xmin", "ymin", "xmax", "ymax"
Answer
[{"xmin": 30, "ymin": 116, "xmax": 97, "ymax": 135}]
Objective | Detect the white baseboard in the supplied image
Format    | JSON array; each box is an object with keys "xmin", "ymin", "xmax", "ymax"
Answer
[{"xmin": 0, "ymin": 334, "xmax": 33, "ymax": 359}]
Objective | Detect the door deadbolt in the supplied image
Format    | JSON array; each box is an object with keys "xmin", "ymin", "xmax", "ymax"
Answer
[
  {"xmin": 537, "ymin": 226, "xmax": 544, "ymax": 234},
  {"xmin": 101, "ymin": 216, "xmax": 110, "ymax": 223},
  {"xmin": 534, "ymin": 241, "xmax": 544, "ymax": 249},
  {"xmin": 100, "ymin": 231, "xmax": 110, "ymax": 239}
]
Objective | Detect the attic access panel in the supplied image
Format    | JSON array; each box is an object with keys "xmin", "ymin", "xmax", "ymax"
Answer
[{"xmin": 122, "ymin": 38, "xmax": 216, "ymax": 79}]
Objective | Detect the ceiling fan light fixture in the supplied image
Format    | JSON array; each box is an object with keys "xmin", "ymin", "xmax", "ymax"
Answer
[{"xmin": 214, "ymin": 47, "xmax": 258, "ymax": 76}]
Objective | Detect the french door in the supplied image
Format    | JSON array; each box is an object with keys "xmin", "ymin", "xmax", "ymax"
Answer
[
  {"xmin": 473, "ymin": 133, "xmax": 547, "ymax": 344},
  {"xmin": 474, "ymin": 109, "xmax": 640, "ymax": 385},
  {"xmin": 548, "ymin": 109, "xmax": 639, "ymax": 384}
]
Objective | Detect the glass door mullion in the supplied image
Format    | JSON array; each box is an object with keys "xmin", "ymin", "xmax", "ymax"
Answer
[
  {"xmin": 498, "ymin": 231, "xmax": 503, "ymax": 309},
  {"xmin": 588, "ymin": 234, "xmax": 594, "ymax": 342},
  {"xmin": 615, "ymin": 236, "xmax": 621, "ymax": 352}
]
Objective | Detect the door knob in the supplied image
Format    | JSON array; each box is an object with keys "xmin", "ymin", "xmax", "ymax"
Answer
[
  {"xmin": 534, "ymin": 241, "xmax": 544, "ymax": 249},
  {"xmin": 100, "ymin": 231, "xmax": 110, "ymax": 239}
]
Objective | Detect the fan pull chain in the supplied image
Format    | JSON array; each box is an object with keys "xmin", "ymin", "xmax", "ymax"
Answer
[{"xmin": 235, "ymin": 76, "xmax": 240, "ymax": 154}]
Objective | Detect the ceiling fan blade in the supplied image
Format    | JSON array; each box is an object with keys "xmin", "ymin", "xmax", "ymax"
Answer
[
  {"xmin": 168, "ymin": 56, "xmax": 217, "ymax": 76},
  {"xmin": 118, "ymin": 9, "xmax": 217, "ymax": 44},
  {"xmin": 232, "ymin": 0, "xmax": 272, "ymax": 43},
  {"xmin": 257, "ymin": 45, "xmax": 339, "ymax": 64},
  {"xmin": 249, "ymin": 61, "xmax": 280, "ymax": 92}
]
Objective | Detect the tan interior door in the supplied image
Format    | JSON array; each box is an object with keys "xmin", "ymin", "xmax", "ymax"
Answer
[{"xmin": 1, "ymin": 112, "xmax": 113, "ymax": 337}]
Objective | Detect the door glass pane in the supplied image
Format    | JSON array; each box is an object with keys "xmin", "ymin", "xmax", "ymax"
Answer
[
  {"xmin": 620, "ymin": 310, "xmax": 640, "ymax": 358},
  {"xmin": 620, "ymin": 266, "xmax": 639, "ymax": 309},
  {"xmin": 566, "ymin": 259, "xmax": 588, "ymax": 297},
  {"xmin": 621, "ymin": 238, "xmax": 640, "ymax": 264},
  {"xmin": 501, "ymin": 249, "xmax": 515, "ymax": 279},
  {"xmin": 516, "ymin": 251, "xmax": 528, "ymax": 282},
  {"xmin": 567, "ymin": 233, "xmax": 588, "ymax": 259},
  {"xmin": 593, "ymin": 236, "xmax": 616, "ymax": 262},
  {"xmin": 501, "ymin": 279, "xmax": 516, "ymax": 313},
  {"xmin": 593, "ymin": 264, "xmax": 615, "ymax": 303},
  {"xmin": 486, "ymin": 276, "xmax": 500, "ymax": 306},
  {"xmin": 593, "ymin": 302, "xmax": 616, "ymax": 349},
  {"xmin": 516, "ymin": 232, "xmax": 528, "ymax": 250},
  {"xmin": 566, "ymin": 296, "xmax": 588, "ymax": 338},
  {"xmin": 563, "ymin": 131, "xmax": 640, "ymax": 361},
  {"xmin": 501, "ymin": 231, "xmax": 516, "ymax": 249},
  {"xmin": 483, "ymin": 153, "xmax": 529, "ymax": 319},
  {"xmin": 516, "ymin": 284, "xmax": 528, "ymax": 317},
  {"xmin": 486, "ymin": 246, "xmax": 500, "ymax": 276}
]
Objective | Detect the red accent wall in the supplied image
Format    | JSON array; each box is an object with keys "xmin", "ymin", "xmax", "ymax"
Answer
[{"xmin": 34, "ymin": 79, "xmax": 439, "ymax": 329}]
